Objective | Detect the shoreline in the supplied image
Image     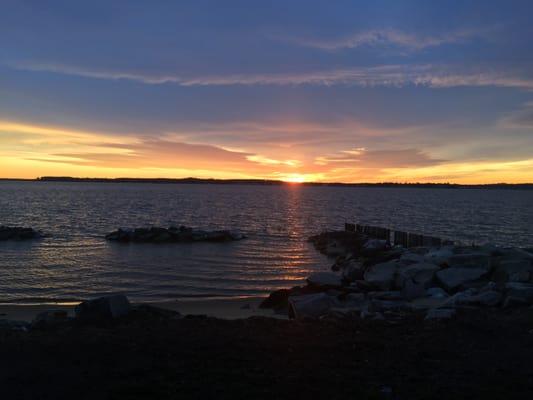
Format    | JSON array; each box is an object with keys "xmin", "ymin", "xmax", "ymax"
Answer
[{"xmin": 0, "ymin": 296, "xmax": 280, "ymax": 322}]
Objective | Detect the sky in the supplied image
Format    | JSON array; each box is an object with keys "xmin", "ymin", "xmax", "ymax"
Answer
[{"xmin": 1, "ymin": 0, "xmax": 532, "ymax": 183}]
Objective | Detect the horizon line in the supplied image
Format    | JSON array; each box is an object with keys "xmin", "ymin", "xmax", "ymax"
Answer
[{"xmin": 0, "ymin": 176, "xmax": 532, "ymax": 188}]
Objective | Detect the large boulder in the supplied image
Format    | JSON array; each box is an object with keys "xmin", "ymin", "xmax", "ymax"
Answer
[
  {"xmin": 426, "ymin": 287, "xmax": 449, "ymax": 299},
  {"xmin": 444, "ymin": 290, "xmax": 502, "ymax": 307},
  {"xmin": 325, "ymin": 241, "xmax": 347, "ymax": 257},
  {"xmin": 447, "ymin": 253, "xmax": 491, "ymax": 271},
  {"xmin": 341, "ymin": 260, "xmax": 365, "ymax": 282},
  {"xmin": 288, "ymin": 293, "xmax": 337, "ymax": 319},
  {"xmin": 424, "ymin": 247, "xmax": 454, "ymax": 266},
  {"xmin": 401, "ymin": 278, "xmax": 427, "ymax": 300},
  {"xmin": 396, "ymin": 262, "xmax": 440, "ymax": 288},
  {"xmin": 75, "ymin": 295, "xmax": 131, "ymax": 321},
  {"xmin": 504, "ymin": 282, "xmax": 533, "ymax": 305},
  {"xmin": 399, "ymin": 252, "xmax": 426, "ymax": 266},
  {"xmin": 32, "ymin": 310, "xmax": 69, "ymax": 328},
  {"xmin": 307, "ymin": 272, "xmax": 342, "ymax": 288},
  {"xmin": 259, "ymin": 288, "xmax": 293, "ymax": 311},
  {"xmin": 435, "ymin": 267, "xmax": 487, "ymax": 291},
  {"xmin": 492, "ymin": 259, "xmax": 533, "ymax": 283},
  {"xmin": 364, "ymin": 261, "xmax": 398, "ymax": 290}
]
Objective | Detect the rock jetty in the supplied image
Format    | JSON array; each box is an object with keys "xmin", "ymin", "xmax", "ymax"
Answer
[
  {"xmin": 105, "ymin": 226, "xmax": 245, "ymax": 243},
  {"xmin": 261, "ymin": 229, "xmax": 533, "ymax": 321},
  {"xmin": 0, "ymin": 226, "xmax": 42, "ymax": 241}
]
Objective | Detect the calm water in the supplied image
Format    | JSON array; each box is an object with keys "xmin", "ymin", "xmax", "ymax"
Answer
[{"xmin": 0, "ymin": 182, "xmax": 532, "ymax": 304}]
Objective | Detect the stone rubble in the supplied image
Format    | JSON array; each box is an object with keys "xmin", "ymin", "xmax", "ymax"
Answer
[
  {"xmin": 105, "ymin": 226, "xmax": 245, "ymax": 243},
  {"xmin": 260, "ymin": 230, "xmax": 533, "ymax": 321}
]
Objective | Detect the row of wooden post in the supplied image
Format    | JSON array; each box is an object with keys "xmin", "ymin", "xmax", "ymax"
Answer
[{"xmin": 344, "ymin": 222, "xmax": 453, "ymax": 248}]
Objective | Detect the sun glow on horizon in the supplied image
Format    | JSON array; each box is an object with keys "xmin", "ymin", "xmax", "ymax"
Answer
[
  {"xmin": 281, "ymin": 174, "xmax": 306, "ymax": 183},
  {"xmin": 1, "ymin": 118, "xmax": 532, "ymax": 184}
]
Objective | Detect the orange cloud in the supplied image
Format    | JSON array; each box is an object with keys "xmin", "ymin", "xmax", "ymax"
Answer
[{"xmin": 1, "ymin": 119, "xmax": 532, "ymax": 183}]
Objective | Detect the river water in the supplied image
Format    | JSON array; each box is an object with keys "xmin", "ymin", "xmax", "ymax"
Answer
[{"xmin": 0, "ymin": 182, "xmax": 531, "ymax": 303}]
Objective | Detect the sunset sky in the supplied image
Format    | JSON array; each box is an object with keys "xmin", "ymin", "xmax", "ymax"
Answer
[{"xmin": 1, "ymin": 0, "xmax": 533, "ymax": 183}]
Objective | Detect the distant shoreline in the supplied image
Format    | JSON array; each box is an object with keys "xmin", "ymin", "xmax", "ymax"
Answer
[{"xmin": 0, "ymin": 177, "xmax": 532, "ymax": 190}]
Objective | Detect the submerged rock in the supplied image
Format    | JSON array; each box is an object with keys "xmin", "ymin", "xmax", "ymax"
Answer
[
  {"xmin": 105, "ymin": 226, "xmax": 245, "ymax": 243},
  {"xmin": 0, "ymin": 226, "xmax": 42, "ymax": 241}
]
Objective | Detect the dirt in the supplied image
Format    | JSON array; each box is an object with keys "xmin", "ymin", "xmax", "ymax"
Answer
[{"xmin": 1, "ymin": 307, "xmax": 533, "ymax": 399}]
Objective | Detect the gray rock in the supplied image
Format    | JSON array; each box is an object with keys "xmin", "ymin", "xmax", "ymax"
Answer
[
  {"xmin": 461, "ymin": 291, "xmax": 501, "ymax": 306},
  {"xmin": 370, "ymin": 291, "xmax": 403, "ymax": 301},
  {"xmin": 399, "ymin": 252, "xmax": 426, "ymax": 266},
  {"xmin": 440, "ymin": 289, "xmax": 476, "ymax": 307},
  {"xmin": 288, "ymin": 293, "xmax": 337, "ymax": 319},
  {"xmin": 229, "ymin": 230, "xmax": 245, "ymax": 240},
  {"xmin": 471, "ymin": 290, "xmax": 502, "ymax": 306},
  {"xmin": 396, "ymin": 262, "xmax": 440, "ymax": 288},
  {"xmin": 364, "ymin": 261, "xmax": 398, "ymax": 290},
  {"xmin": 0, "ymin": 319, "xmax": 30, "ymax": 331},
  {"xmin": 505, "ymin": 282, "xmax": 533, "ymax": 304},
  {"xmin": 364, "ymin": 239, "xmax": 388, "ymax": 251},
  {"xmin": 441, "ymin": 289, "xmax": 501, "ymax": 307},
  {"xmin": 325, "ymin": 241, "xmax": 347, "ymax": 257},
  {"xmin": 425, "ymin": 308, "xmax": 456, "ymax": 320},
  {"xmin": 75, "ymin": 295, "xmax": 131, "ymax": 320},
  {"xmin": 32, "ymin": 310, "xmax": 69, "ymax": 326},
  {"xmin": 307, "ymin": 272, "xmax": 342, "ymax": 287},
  {"xmin": 493, "ymin": 259, "xmax": 533, "ymax": 283},
  {"xmin": 341, "ymin": 260, "xmax": 365, "ymax": 282},
  {"xmin": 426, "ymin": 287, "xmax": 449, "ymax": 299},
  {"xmin": 0, "ymin": 226, "xmax": 42, "ymax": 241},
  {"xmin": 401, "ymin": 278, "xmax": 427, "ymax": 300},
  {"xmin": 480, "ymin": 281, "xmax": 498, "ymax": 292},
  {"xmin": 424, "ymin": 247, "xmax": 454, "ymax": 265},
  {"xmin": 503, "ymin": 296, "xmax": 530, "ymax": 308},
  {"xmin": 447, "ymin": 253, "xmax": 491, "ymax": 270},
  {"xmin": 370, "ymin": 299, "xmax": 409, "ymax": 312},
  {"xmin": 436, "ymin": 267, "xmax": 487, "ymax": 291},
  {"xmin": 346, "ymin": 293, "xmax": 366, "ymax": 304},
  {"xmin": 498, "ymin": 248, "xmax": 533, "ymax": 261}
]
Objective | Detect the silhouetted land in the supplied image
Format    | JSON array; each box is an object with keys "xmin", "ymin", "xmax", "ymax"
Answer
[
  {"xmin": 2, "ymin": 308, "xmax": 533, "ymax": 399},
  {"xmin": 1, "ymin": 176, "xmax": 530, "ymax": 189}
]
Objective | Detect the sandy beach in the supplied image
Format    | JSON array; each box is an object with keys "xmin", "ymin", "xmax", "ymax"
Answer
[{"xmin": 0, "ymin": 296, "xmax": 281, "ymax": 322}]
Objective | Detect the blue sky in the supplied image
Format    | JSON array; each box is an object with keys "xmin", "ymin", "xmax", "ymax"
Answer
[{"xmin": 1, "ymin": 0, "xmax": 532, "ymax": 182}]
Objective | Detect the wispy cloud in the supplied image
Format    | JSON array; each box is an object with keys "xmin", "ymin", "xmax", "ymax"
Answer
[
  {"xmin": 314, "ymin": 148, "xmax": 445, "ymax": 168},
  {"xmin": 9, "ymin": 62, "xmax": 533, "ymax": 90},
  {"xmin": 498, "ymin": 101, "xmax": 533, "ymax": 128},
  {"xmin": 275, "ymin": 27, "xmax": 487, "ymax": 51}
]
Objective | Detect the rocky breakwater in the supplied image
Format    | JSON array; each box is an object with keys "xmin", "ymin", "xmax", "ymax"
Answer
[
  {"xmin": 0, "ymin": 226, "xmax": 42, "ymax": 241},
  {"xmin": 105, "ymin": 226, "xmax": 245, "ymax": 243},
  {"xmin": 260, "ymin": 230, "xmax": 533, "ymax": 321}
]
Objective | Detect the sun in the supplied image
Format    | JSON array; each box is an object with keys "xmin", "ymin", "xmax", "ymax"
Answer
[{"xmin": 282, "ymin": 174, "xmax": 306, "ymax": 183}]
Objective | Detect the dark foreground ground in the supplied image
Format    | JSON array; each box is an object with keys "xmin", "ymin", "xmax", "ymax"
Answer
[{"xmin": 1, "ymin": 308, "xmax": 533, "ymax": 400}]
